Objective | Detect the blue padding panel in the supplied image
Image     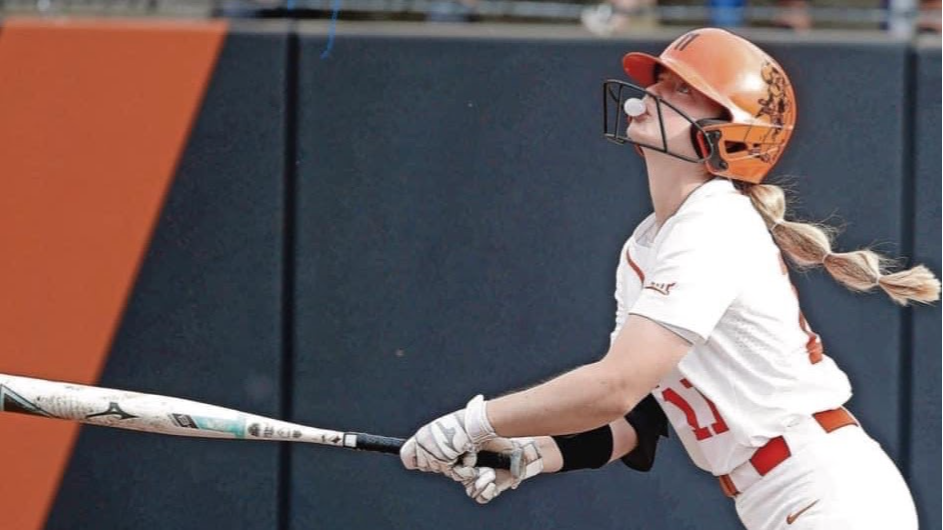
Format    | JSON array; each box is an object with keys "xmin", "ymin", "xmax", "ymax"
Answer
[
  {"xmin": 46, "ymin": 28, "xmax": 287, "ymax": 530},
  {"xmin": 909, "ymin": 41, "xmax": 941, "ymax": 530},
  {"xmin": 292, "ymin": 31, "xmax": 917, "ymax": 530},
  {"xmin": 291, "ymin": 33, "xmax": 734, "ymax": 530}
]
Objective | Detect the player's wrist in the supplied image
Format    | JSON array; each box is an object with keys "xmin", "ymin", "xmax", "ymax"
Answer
[{"xmin": 464, "ymin": 394, "xmax": 497, "ymax": 445}]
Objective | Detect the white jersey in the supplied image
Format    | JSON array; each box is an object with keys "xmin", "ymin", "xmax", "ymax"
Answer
[{"xmin": 610, "ymin": 178, "xmax": 852, "ymax": 475}]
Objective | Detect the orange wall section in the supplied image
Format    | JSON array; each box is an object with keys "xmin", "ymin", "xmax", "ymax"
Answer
[{"xmin": 0, "ymin": 18, "xmax": 227, "ymax": 530}]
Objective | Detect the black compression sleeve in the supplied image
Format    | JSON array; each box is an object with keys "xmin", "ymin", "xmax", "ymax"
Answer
[
  {"xmin": 551, "ymin": 424, "xmax": 614, "ymax": 472},
  {"xmin": 620, "ymin": 394, "xmax": 669, "ymax": 472}
]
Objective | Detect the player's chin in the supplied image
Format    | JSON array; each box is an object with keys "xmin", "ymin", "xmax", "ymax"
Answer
[{"xmin": 626, "ymin": 122, "xmax": 659, "ymax": 145}]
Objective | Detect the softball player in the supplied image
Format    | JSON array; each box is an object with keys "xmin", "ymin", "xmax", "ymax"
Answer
[{"xmin": 400, "ymin": 28, "xmax": 940, "ymax": 530}]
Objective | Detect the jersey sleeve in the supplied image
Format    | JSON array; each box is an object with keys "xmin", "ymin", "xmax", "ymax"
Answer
[{"xmin": 628, "ymin": 212, "xmax": 750, "ymax": 343}]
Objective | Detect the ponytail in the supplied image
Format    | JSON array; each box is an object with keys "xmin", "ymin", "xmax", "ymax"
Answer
[{"xmin": 741, "ymin": 182, "xmax": 940, "ymax": 306}]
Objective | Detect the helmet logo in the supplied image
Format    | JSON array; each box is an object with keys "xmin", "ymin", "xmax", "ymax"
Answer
[
  {"xmin": 753, "ymin": 62, "xmax": 792, "ymax": 163},
  {"xmin": 673, "ymin": 32, "xmax": 701, "ymax": 51}
]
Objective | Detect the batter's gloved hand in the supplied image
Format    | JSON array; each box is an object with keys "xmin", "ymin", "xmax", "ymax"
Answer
[
  {"xmin": 452, "ymin": 437, "xmax": 544, "ymax": 504},
  {"xmin": 400, "ymin": 395, "xmax": 496, "ymax": 476}
]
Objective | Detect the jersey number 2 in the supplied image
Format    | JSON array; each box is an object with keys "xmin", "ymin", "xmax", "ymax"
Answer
[{"xmin": 661, "ymin": 379, "xmax": 729, "ymax": 441}]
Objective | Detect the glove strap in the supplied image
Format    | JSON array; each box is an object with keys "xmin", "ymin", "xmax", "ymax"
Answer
[{"xmin": 509, "ymin": 438, "xmax": 544, "ymax": 479}]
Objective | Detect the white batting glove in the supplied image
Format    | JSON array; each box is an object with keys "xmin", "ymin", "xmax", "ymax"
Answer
[
  {"xmin": 400, "ymin": 395, "xmax": 496, "ymax": 475},
  {"xmin": 453, "ymin": 437, "xmax": 544, "ymax": 504}
]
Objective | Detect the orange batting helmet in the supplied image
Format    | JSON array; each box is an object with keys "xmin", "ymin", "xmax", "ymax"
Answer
[{"xmin": 618, "ymin": 28, "xmax": 797, "ymax": 184}]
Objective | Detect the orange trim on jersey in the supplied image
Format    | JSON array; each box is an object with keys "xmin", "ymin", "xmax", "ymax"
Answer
[
  {"xmin": 0, "ymin": 18, "xmax": 226, "ymax": 530},
  {"xmin": 799, "ymin": 311, "xmax": 824, "ymax": 364},
  {"xmin": 625, "ymin": 247, "xmax": 645, "ymax": 284},
  {"xmin": 778, "ymin": 253, "xmax": 824, "ymax": 365}
]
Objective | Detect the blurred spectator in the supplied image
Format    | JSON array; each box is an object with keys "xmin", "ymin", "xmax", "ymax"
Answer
[
  {"xmin": 581, "ymin": 0, "xmax": 814, "ymax": 35},
  {"xmin": 773, "ymin": 0, "xmax": 812, "ymax": 29},
  {"xmin": 580, "ymin": 0, "xmax": 942, "ymax": 34},
  {"xmin": 427, "ymin": 0, "xmax": 481, "ymax": 22},
  {"xmin": 918, "ymin": 0, "xmax": 941, "ymax": 32},
  {"xmin": 581, "ymin": 0, "xmax": 658, "ymax": 35}
]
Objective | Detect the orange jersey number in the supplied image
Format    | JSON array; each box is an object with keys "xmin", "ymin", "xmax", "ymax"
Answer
[{"xmin": 661, "ymin": 378, "xmax": 729, "ymax": 441}]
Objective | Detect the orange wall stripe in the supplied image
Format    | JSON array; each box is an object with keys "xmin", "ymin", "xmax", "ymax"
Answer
[{"xmin": 0, "ymin": 18, "xmax": 227, "ymax": 530}]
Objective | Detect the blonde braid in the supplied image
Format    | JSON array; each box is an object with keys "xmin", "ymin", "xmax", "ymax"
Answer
[{"xmin": 741, "ymin": 183, "xmax": 940, "ymax": 306}]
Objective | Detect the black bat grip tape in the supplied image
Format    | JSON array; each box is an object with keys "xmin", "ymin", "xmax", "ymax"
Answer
[{"xmin": 354, "ymin": 433, "xmax": 511, "ymax": 470}]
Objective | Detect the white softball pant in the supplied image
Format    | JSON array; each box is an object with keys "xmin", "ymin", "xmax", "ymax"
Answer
[{"xmin": 733, "ymin": 418, "xmax": 918, "ymax": 530}]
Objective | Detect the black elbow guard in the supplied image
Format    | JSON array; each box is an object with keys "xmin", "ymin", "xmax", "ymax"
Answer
[
  {"xmin": 620, "ymin": 394, "xmax": 669, "ymax": 472},
  {"xmin": 551, "ymin": 424, "xmax": 614, "ymax": 472}
]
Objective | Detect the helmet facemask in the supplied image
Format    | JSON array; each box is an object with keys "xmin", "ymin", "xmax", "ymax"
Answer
[{"xmin": 602, "ymin": 79, "xmax": 727, "ymax": 169}]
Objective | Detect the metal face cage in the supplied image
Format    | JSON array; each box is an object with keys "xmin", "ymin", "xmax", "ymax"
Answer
[{"xmin": 602, "ymin": 79, "xmax": 716, "ymax": 165}]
